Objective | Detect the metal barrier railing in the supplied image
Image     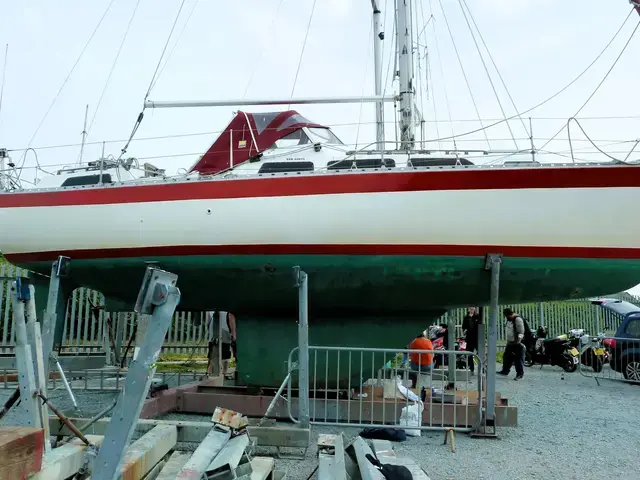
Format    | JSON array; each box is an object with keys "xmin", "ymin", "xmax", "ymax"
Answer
[
  {"xmin": 285, "ymin": 346, "xmax": 483, "ymax": 433},
  {"xmin": 578, "ymin": 335, "xmax": 640, "ymax": 384}
]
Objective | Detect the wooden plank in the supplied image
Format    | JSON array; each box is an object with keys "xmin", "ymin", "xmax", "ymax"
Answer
[
  {"xmin": 119, "ymin": 424, "xmax": 177, "ymax": 480},
  {"xmin": 156, "ymin": 452, "xmax": 192, "ymax": 480},
  {"xmin": 248, "ymin": 426, "xmax": 310, "ymax": 448},
  {"xmin": 31, "ymin": 434, "xmax": 104, "ymax": 480},
  {"xmin": 0, "ymin": 426, "xmax": 44, "ymax": 479}
]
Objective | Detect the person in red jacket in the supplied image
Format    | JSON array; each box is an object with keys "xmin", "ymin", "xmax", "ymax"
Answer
[{"xmin": 408, "ymin": 330, "xmax": 434, "ymax": 387}]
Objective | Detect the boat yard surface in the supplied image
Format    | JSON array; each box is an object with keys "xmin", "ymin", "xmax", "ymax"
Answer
[{"xmin": 4, "ymin": 364, "xmax": 636, "ymax": 480}]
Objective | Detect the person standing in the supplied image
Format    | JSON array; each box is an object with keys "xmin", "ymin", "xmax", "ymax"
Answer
[
  {"xmin": 498, "ymin": 308, "xmax": 525, "ymax": 380},
  {"xmin": 462, "ymin": 306, "xmax": 481, "ymax": 374},
  {"xmin": 207, "ymin": 310, "xmax": 237, "ymax": 379}
]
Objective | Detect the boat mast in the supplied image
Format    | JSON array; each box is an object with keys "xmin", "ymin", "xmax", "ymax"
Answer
[
  {"xmin": 371, "ymin": 1, "xmax": 385, "ymax": 149},
  {"xmin": 396, "ymin": 0, "xmax": 416, "ymax": 150}
]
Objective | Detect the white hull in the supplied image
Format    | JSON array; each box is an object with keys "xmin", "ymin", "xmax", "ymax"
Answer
[{"xmin": 2, "ymin": 185, "xmax": 640, "ymax": 258}]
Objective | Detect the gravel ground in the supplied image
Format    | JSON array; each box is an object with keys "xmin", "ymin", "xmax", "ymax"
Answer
[
  {"xmin": 1, "ymin": 364, "xmax": 638, "ymax": 479},
  {"xmin": 161, "ymin": 364, "xmax": 640, "ymax": 480}
]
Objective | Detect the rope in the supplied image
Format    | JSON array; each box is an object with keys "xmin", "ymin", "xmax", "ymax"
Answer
[
  {"xmin": 86, "ymin": 0, "xmax": 143, "ymax": 139},
  {"xmin": 16, "ymin": 0, "xmax": 118, "ymax": 179},
  {"xmin": 568, "ymin": 117, "xmax": 639, "ymax": 164},
  {"xmin": 539, "ymin": 15, "xmax": 640, "ymax": 151}
]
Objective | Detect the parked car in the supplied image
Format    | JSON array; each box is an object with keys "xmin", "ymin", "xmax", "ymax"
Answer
[{"xmin": 590, "ymin": 298, "xmax": 640, "ymax": 381}]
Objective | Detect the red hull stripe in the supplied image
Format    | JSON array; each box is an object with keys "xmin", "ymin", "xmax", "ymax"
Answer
[
  {"xmin": 1, "ymin": 166, "xmax": 640, "ymax": 208},
  {"xmin": 5, "ymin": 244, "xmax": 640, "ymax": 263}
]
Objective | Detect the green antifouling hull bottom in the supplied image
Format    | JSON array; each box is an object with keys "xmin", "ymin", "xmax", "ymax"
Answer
[
  {"xmin": 16, "ymin": 254, "xmax": 640, "ymax": 388},
  {"xmin": 235, "ymin": 314, "xmax": 444, "ymax": 389}
]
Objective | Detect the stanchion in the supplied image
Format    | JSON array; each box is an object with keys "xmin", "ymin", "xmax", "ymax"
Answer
[
  {"xmin": 293, "ymin": 266, "xmax": 310, "ymax": 429},
  {"xmin": 472, "ymin": 253, "xmax": 502, "ymax": 438}
]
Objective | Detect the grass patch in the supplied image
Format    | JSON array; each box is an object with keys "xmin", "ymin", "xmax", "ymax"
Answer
[
  {"xmin": 158, "ymin": 352, "xmax": 207, "ymax": 362},
  {"xmin": 155, "ymin": 361, "xmax": 207, "ymax": 373}
]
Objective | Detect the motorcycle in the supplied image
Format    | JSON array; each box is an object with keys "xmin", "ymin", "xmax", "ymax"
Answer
[
  {"xmin": 428, "ymin": 324, "xmax": 468, "ymax": 369},
  {"xmin": 567, "ymin": 329, "xmax": 608, "ymax": 373},
  {"xmin": 524, "ymin": 327, "xmax": 580, "ymax": 372}
]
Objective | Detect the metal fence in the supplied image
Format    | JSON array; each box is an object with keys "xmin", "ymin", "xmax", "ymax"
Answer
[
  {"xmin": 0, "ymin": 262, "xmax": 211, "ymax": 355},
  {"xmin": 285, "ymin": 346, "xmax": 482, "ymax": 433},
  {"xmin": 1, "ymin": 261, "xmax": 639, "ymax": 356},
  {"xmin": 578, "ymin": 335, "xmax": 640, "ymax": 385}
]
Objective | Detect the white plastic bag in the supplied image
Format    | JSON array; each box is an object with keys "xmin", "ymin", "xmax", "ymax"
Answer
[{"xmin": 398, "ymin": 401, "xmax": 424, "ymax": 437}]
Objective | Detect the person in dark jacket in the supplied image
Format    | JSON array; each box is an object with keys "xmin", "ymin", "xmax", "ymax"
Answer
[
  {"xmin": 462, "ymin": 306, "xmax": 481, "ymax": 374},
  {"xmin": 498, "ymin": 308, "xmax": 525, "ymax": 380}
]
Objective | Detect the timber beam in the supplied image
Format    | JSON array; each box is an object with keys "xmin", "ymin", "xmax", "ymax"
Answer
[{"xmin": 50, "ymin": 416, "xmax": 312, "ymax": 448}]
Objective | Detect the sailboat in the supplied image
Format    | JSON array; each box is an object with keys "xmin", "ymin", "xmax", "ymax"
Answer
[{"xmin": 1, "ymin": 1, "xmax": 639, "ymax": 386}]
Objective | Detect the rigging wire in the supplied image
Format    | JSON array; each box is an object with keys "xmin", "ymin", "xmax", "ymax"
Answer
[
  {"xmin": 436, "ymin": 0, "xmax": 491, "ymax": 149},
  {"xmin": 413, "ymin": 7, "xmax": 637, "ymax": 145},
  {"xmin": 539, "ymin": 15, "xmax": 640, "ymax": 152},
  {"xmin": 0, "ymin": 44, "xmax": 8, "ymax": 139},
  {"xmin": 152, "ymin": 0, "xmax": 200, "ymax": 89},
  {"xmin": 288, "ymin": 0, "xmax": 318, "ymax": 105},
  {"xmin": 16, "ymin": 0, "xmax": 118, "ymax": 179},
  {"xmin": 382, "ymin": 3, "xmax": 397, "ymax": 97},
  {"xmin": 428, "ymin": 0, "xmax": 458, "ymax": 151},
  {"xmin": 568, "ymin": 117, "xmax": 639, "ymax": 163},
  {"xmin": 355, "ymin": 18, "xmax": 375, "ymax": 149},
  {"xmin": 86, "ymin": 0, "xmax": 144, "ymax": 138},
  {"xmin": 456, "ymin": 0, "xmax": 518, "ymax": 149},
  {"xmin": 418, "ymin": 3, "xmax": 441, "ymax": 150},
  {"xmin": 416, "ymin": 1, "xmax": 434, "ymax": 147},
  {"xmin": 414, "ymin": 1, "xmax": 426, "ymax": 145},
  {"xmin": 459, "ymin": 0, "xmax": 530, "ymax": 139},
  {"xmin": 243, "ymin": 0, "xmax": 287, "ymax": 98},
  {"xmin": 119, "ymin": 0, "xmax": 191, "ymax": 161},
  {"xmin": 146, "ymin": 0, "xmax": 189, "ymax": 98}
]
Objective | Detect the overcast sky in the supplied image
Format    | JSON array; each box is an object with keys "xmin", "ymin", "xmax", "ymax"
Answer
[{"xmin": 1, "ymin": 0, "xmax": 639, "ymax": 293}]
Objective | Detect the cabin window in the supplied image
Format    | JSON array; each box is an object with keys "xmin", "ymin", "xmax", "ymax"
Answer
[
  {"xmin": 60, "ymin": 174, "xmax": 113, "ymax": 187},
  {"xmin": 307, "ymin": 127, "xmax": 343, "ymax": 145},
  {"xmin": 328, "ymin": 158, "xmax": 395, "ymax": 170},
  {"xmin": 253, "ymin": 113, "xmax": 280, "ymax": 134},
  {"xmin": 267, "ymin": 130, "xmax": 311, "ymax": 150},
  {"xmin": 258, "ymin": 162, "xmax": 314, "ymax": 174},
  {"xmin": 408, "ymin": 158, "xmax": 474, "ymax": 167},
  {"xmin": 277, "ymin": 113, "xmax": 315, "ymax": 131}
]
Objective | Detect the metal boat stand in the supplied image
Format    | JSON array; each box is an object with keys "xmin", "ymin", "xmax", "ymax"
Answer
[
  {"xmin": 89, "ymin": 266, "xmax": 180, "ymax": 479},
  {"xmin": 471, "ymin": 253, "xmax": 503, "ymax": 439},
  {"xmin": 5, "ymin": 265, "xmax": 181, "ymax": 479}
]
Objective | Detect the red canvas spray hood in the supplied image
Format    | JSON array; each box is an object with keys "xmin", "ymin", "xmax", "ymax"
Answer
[{"xmin": 190, "ymin": 110, "xmax": 325, "ymax": 175}]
